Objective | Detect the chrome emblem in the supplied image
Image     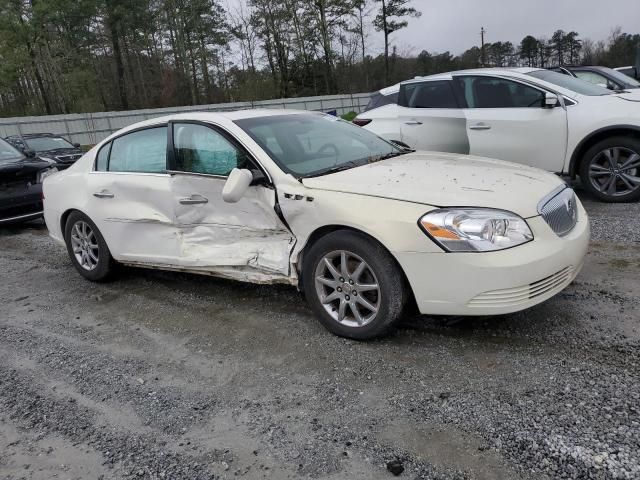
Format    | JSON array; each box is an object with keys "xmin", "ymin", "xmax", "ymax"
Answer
[{"xmin": 564, "ymin": 196, "xmax": 576, "ymax": 220}]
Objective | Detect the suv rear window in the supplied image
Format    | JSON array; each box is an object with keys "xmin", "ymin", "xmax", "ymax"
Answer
[
  {"xmin": 364, "ymin": 91, "xmax": 398, "ymax": 111},
  {"xmin": 398, "ymin": 81, "xmax": 458, "ymax": 108}
]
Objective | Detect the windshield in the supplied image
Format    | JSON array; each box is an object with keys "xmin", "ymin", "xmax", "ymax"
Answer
[
  {"xmin": 235, "ymin": 113, "xmax": 400, "ymax": 177},
  {"xmin": 25, "ymin": 136, "xmax": 75, "ymax": 151},
  {"xmin": 605, "ymin": 68, "xmax": 640, "ymax": 88},
  {"xmin": 527, "ymin": 70, "xmax": 613, "ymax": 96},
  {"xmin": 0, "ymin": 138, "xmax": 24, "ymax": 165}
]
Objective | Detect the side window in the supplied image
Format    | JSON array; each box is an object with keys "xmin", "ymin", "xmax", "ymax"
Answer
[
  {"xmin": 108, "ymin": 127, "xmax": 167, "ymax": 173},
  {"xmin": 8, "ymin": 138, "xmax": 25, "ymax": 150},
  {"xmin": 574, "ymin": 71, "xmax": 617, "ymax": 89},
  {"xmin": 95, "ymin": 142, "xmax": 110, "ymax": 171},
  {"xmin": 172, "ymin": 123, "xmax": 247, "ymax": 176},
  {"xmin": 457, "ymin": 76, "xmax": 545, "ymax": 108},
  {"xmin": 399, "ymin": 81, "xmax": 458, "ymax": 108}
]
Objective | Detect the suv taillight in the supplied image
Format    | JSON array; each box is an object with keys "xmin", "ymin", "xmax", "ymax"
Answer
[{"xmin": 353, "ymin": 118, "xmax": 372, "ymax": 127}]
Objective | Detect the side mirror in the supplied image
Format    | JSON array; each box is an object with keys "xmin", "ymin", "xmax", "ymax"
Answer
[
  {"xmin": 73, "ymin": 142, "xmax": 81, "ymax": 148},
  {"xmin": 222, "ymin": 168, "xmax": 253, "ymax": 203},
  {"xmin": 24, "ymin": 149, "xmax": 36, "ymax": 158},
  {"xmin": 249, "ymin": 169, "xmax": 268, "ymax": 186},
  {"xmin": 544, "ymin": 92, "xmax": 559, "ymax": 108}
]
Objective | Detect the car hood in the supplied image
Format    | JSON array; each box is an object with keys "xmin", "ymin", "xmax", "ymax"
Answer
[
  {"xmin": 615, "ymin": 91, "xmax": 640, "ymax": 102},
  {"xmin": 0, "ymin": 159, "xmax": 53, "ymax": 181},
  {"xmin": 301, "ymin": 152, "xmax": 565, "ymax": 218}
]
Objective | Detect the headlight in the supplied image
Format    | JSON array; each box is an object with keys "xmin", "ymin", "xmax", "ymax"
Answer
[
  {"xmin": 37, "ymin": 167, "xmax": 58, "ymax": 183},
  {"xmin": 419, "ymin": 209, "xmax": 533, "ymax": 252}
]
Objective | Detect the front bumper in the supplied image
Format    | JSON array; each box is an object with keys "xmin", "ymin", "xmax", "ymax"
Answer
[{"xmin": 395, "ymin": 203, "xmax": 590, "ymax": 316}]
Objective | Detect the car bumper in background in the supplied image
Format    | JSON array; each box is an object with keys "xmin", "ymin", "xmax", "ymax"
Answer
[
  {"xmin": 0, "ymin": 184, "xmax": 44, "ymax": 225},
  {"xmin": 395, "ymin": 205, "xmax": 590, "ymax": 316}
]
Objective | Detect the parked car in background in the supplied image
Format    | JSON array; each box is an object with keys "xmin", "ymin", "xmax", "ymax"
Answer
[
  {"xmin": 5, "ymin": 133, "xmax": 83, "ymax": 170},
  {"xmin": 0, "ymin": 138, "xmax": 57, "ymax": 225},
  {"xmin": 615, "ymin": 66, "xmax": 639, "ymax": 80},
  {"xmin": 43, "ymin": 110, "xmax": 589, "ymax": 339},
  {"xmin": 355, "ymin": 67, "xmax": 640, "ymax": 202},
  {"xmin": 551, "ymin": 65, "xmax": 640, "ymax": 91},
  {"xmin": 363, "ymin": 82, "xmax": 402, "ymax": 112}
]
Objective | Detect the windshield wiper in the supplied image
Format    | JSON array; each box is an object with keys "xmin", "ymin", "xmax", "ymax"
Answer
[
  {"xmin": 368, "ymin": 150, "xmax": 412, "ymax": 163},
  {"xmin": 301, "ymin": 161, "xmax": 361, "ymax": 178}
]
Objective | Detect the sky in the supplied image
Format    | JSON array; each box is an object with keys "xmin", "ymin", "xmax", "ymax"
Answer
[{"xmin": 388, "ymin": 0, "xmax": 640, "ymax": 56}]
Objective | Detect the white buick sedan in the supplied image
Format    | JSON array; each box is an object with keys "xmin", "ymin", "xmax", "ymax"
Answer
[{"xmin": 43, "ymin": 110, "xmax": 589, "ymax": 339}]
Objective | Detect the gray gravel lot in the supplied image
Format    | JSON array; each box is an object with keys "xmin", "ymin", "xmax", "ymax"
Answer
[{"xmin": 0, "ymin": 190, "xmax": 639, "ymax": 480}]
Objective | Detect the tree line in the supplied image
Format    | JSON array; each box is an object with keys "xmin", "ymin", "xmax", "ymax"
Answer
[{"xmin": 0, "ymin": 0, "xmax": 638, "ymax": 118}]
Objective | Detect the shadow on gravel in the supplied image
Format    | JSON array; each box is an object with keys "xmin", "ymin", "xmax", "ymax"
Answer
[{"xmin": 0, "ymin": 218, "xmax": 47, "ymax": 236}]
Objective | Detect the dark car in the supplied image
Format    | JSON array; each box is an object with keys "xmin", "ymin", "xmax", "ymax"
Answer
[
  {"xmin": 5, "ymin": 133, "xmax": 83, "ymax": 170},
  {"xmin": 0, "ymin": 138, "xmax": 57, "ymax": 225},
  {"xmin": 552, "ymin": 65, "xmax": 640, "ymax": 91}
]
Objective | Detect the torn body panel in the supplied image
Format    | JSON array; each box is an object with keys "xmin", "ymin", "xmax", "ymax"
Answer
[
  {"xmin": 87, "ymin": 172, "xmax": 180, "ymax": 264},
  {"xmin": 170, "ymin": 173, "xmax": 294, "ymax": 279}
]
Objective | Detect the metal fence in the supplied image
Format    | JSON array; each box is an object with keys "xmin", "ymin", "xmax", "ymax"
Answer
[{"xmin": 0, "ymin": 93, "xmax": 371, "ymax": 146}]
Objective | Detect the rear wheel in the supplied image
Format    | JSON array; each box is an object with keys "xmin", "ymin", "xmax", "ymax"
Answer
[
  {"xmin": 64, "ymin": 211, "xmax": 114, "ymax": 281},
  {"xmin": 303, "ymin": 230, "xmax": 407, "ymax": 339},
  {"xmin": 579, "ymin": 136, "xmax": 640, "ymax": 202}
]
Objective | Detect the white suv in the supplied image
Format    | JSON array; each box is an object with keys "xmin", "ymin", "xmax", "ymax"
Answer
[{"xmin": 355, "ymin": 68, "xmax": 640, "ymax": 202}]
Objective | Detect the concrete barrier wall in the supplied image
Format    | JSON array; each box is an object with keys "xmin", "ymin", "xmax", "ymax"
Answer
[{"xmin": 0, "ymin": 93, "xmax": 371, "ymax": 146}]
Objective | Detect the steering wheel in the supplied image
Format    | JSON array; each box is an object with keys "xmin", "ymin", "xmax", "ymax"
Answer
[{"xmin": 316, "ymin": 143, "xmax": 339, "ymax": 165}]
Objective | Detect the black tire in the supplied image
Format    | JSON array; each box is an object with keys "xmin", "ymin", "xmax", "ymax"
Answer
[
  {"xmin": 64, "ymin": 211, "xmax": 114, "ymax": 281},
  {"xmin": 579, "ymin": 136, "xmax": 640, "ymax": 202},
  {"xmin": 302, "ymin": 230, "xmax": 408, "ymax": 340}
]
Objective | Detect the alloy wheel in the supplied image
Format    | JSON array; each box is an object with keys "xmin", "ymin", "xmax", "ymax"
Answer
[
  {"xmin": 70, "ymin": 221, "xmax": 99, "ymax": 271},
  {"xmin": 314, "ymin": 250, "xmax": 381, "ymax": 328},
  {"xmin": 588, "ymin": 147, "xmax": 640, "ymax": 197}
]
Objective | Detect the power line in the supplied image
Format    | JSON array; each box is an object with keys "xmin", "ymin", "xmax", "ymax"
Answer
[{"xmin": 480, "ymin": 26, "xmax": 486, "ymax": 67}]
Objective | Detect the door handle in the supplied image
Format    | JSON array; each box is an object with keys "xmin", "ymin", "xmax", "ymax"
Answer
[
  {"xmin": 469, "ymin": 123, "xmax": 491, "ymax": 130},
  {"xmin": 404, "ymin": 120, "xmax": 423, "ymax": 125},
  {"xmin": 93, "ymin": 190, "xmax": 114, "ymax": 199},
  {"xmin": 179, "ymin": 194, "xmax": 209, "ymax": 205}
]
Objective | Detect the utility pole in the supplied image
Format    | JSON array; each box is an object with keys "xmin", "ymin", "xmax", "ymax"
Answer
[{"xmin": 480, "ymin": 27, "xmax": 486, "ymax": 67}]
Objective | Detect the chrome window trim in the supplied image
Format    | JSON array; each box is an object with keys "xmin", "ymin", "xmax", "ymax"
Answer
[
  {"xmin": 166, "ymin": 170, "xmax": 227, "ymax": 180},
  {"xmin": 88, "ymin": 171, "xmax": 170, "ymax": 177}
]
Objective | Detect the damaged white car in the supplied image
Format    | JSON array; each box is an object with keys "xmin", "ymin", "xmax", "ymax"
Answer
[{"xmin": 43, "ymin": 110, "xmax": 589, "ymax": 339}]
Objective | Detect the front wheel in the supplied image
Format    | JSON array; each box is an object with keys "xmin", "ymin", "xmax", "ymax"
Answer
[
  {"xmin": 303, "ymin": 230, "xmax": 408, "ymax": 339},
  {"xmin": 579, "ymin": 136, "xmax": 640, "ymax": 202}
]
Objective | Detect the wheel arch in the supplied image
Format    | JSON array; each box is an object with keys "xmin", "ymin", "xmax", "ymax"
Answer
[
  {"xmin": 295, "ymin": 224, "xmax": 418, "ymax": 311},
  {"xmin": 60, "ymin": 208, "xmax": 99, "ymax": 240},
  {"xmin": 569, "ymin": 125, "xmax": 640, "ymax": 178}
]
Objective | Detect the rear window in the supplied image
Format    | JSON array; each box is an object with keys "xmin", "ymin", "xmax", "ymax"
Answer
[
  {"xmin": 364, "ymin": 92, "xmax": 398, "ymax": 111},
  {"xmin": 108, "ymin": 127, "xmax": 167, "ymax": 173},
  {"xmin": 527, "ymin": 70, "xmax": 613, "ymax": 96},
  {"xmin": 398, "ymin": 81, "xmax": 458, "ymax": 108}
]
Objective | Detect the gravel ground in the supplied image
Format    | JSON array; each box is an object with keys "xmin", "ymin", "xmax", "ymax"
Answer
[{"xmin": 0, "ymin": 190, "xmax": 638, "ymax": 480}]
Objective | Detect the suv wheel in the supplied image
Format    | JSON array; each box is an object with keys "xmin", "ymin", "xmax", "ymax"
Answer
[
  {"xmin": 579, "ymin": 136, "xmax": 640, "ymax": 202},
  {"xmin": 303, "ymin": 230, "xmax": 408, "ymax": 339}
]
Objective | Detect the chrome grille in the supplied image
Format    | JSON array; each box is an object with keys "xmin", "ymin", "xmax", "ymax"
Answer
[
  {"xmin": 55, "ymin": 154, "xmax": 82, "ymax": 163},
  {"xmin": 538, "ymin": 187, "xmax": 578, "ymax": 237}
]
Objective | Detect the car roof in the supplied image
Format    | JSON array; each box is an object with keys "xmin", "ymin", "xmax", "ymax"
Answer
[
  {"xmin": 99, "ymin": 109, "xmax": 329, "ymax": 140},
  {"xmin": 382, "ymin": 67, "xmax": 544, "ymax": 93},
  {"xmin": 142, "ymin": 109, "xmax": 314, "ymax": 124},
  {"xmin": 5, "ymin": 133, "xmax": 66, "ymax": 139}
]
